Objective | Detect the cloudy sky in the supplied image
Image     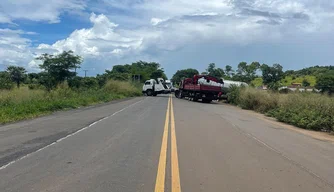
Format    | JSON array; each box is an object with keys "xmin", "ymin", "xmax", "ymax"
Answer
[{"xmin": 0, "ymin": 0, "xmax": 333, "ymax": 77}]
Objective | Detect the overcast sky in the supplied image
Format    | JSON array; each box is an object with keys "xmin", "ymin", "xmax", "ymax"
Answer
[{"xmin": 0, "ymin": 0, "xmax": 333, "ymax": 77}]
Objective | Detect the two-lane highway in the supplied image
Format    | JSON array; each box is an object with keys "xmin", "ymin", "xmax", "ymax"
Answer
[{"xmin": 1, "ymin": 95, "xmax": 334, "ymax": 192}]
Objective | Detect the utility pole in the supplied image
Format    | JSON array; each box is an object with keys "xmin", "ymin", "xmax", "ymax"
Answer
[{"xmin": 83, "ymin": 70, "xmax": 88, "ymax": 77}]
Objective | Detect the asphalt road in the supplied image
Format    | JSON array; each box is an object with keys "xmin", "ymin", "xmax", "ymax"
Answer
[{"xmin": 0, "ymin": 95, "xmax": 334, "ymax": 192}]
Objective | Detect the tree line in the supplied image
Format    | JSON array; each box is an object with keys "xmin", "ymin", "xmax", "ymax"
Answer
[
  {"xmin": 1, "ymin": 51, "xmax": 333, "ymax": 94},
  {"xmin": 0, "ymin": 50, "xmax": 167, "ymax": 91},
  {"xmin": 171, "ymin": 62, "xmax": 334, "ymax": 94}
]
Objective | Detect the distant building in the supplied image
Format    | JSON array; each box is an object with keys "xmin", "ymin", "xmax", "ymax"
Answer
[
  {"xmin": 279, "ymin": 83, "xmax": 319, "ymax": 92},
  {"xmin": 291, "ymin": 83, "xmax": 302, "ymax": 87}
]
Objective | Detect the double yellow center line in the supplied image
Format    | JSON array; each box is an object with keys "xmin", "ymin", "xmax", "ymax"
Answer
[{"xmin": 155, "ymin": 95, "xmax": 181, "ymax": 192}]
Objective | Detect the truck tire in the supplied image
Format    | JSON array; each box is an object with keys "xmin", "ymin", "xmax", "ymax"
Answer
[
  {"xmin": 177, "ymin": 91, "xmax": 183, "ymax": 99},
  {"xmin": 202, "ymin": 99, "xmax": 212, "ymax": 103},
  {"xmin": 146, "ymin": 89, "xmax": 153, "ymax": 96},
  {"xmin": 175, "ymin": 90, "xmax": 180, "ymax": 98}
]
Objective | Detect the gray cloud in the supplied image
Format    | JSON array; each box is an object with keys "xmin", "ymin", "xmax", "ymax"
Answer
[
  {"xmin": 292, "ymin": 12, "xmax": 310, "ymax": 20},
  {"xmin": 240, "ymin": 8, "xmax": 310, "ymax": 22},
  {"xmin": 229, "ymin": 0, "xmax": 254, "ymax": 8},
  {"xmin": 256, "ymin": 19, "xmax": 281, "ymax": 25},
  {"xmin": 241, "ymin": 8, "xmax": 281, "ymax": 18},
  {"xmin": 180, "ymin": 14, "xmax": 221, "ymax": 22}
]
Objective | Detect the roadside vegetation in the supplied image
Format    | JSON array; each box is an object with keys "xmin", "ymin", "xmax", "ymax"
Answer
[
  {"xmin": 0, "ymin": 81, "xmax": 140, "ymax": 124},
  {"xmin": 227, "ymin": 87, "xmax": 334, "ymax": 132},
  {"xmin": 0, "ymin": 50, "xmax": 167, "ymax": 124}
]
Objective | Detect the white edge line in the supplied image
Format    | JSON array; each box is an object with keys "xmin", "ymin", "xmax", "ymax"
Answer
[{"xmin": 0, "ymin": 98, "xmax": 146, "ymax": 171}]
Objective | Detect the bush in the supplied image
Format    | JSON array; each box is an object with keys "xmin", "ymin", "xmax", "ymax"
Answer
[
  {"xmin": 81, "ymin": 77, "xmax": 98, "ymax": 89},
  {"xmin": 96, "ymin": 75, "xmax": 107, "ymax": 88},
  {"xmin": 272, "ymin": 93, "xmax": 334, "ymax": 131},
  {"xmin": 238, "ymin": 88, "xmax": 279, "ymax": 113},
  {"xmin": 68, "ymin": 77, "xmax": 99, "ymax": 90},
  {"xmin": 68, "ymin": 76, "xmax": 83, "ymax": 89},
  {"xmin": 28, "ymin": 84, "xmax": 42, "ymax": 90},
  {"xmin": 228, "ymin": 87, "xmax": 334, "ymax": 132},
  {"xmin": 279, "ymin": 88, "xmax": 293, "ymax": 94},
  {"xmin": 0, "ymin": 72, "xmax": 14, "ymax": 90},
  {"xmin": 226, "ymin": 85, "xmax": 241, "ymax": 104},
  {"xmin": 104, "ymin": 80, "xmax": 141, "ymax": 97}
]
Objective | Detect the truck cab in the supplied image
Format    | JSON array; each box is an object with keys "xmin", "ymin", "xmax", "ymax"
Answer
[
  {"xmin": 142, "ymin": 78, "xmax": 167, "ymax": 96},
  {"xmin": 165, "ymin": 80, "xmax": 174, "ymax": 92}
]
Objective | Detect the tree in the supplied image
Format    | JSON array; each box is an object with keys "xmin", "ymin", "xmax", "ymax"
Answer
[
  {"xmin": 225, "ymin": 65, "xmax": 234, "ymax": 78},
  {"xmin": 250, "ymin": 77, "xmax": 263, "ymax": 87},
  {"xmin": 105, "ymin": 70, "xmax": 130, "ymax": 81},
  {"xmin": 112, "ymin": 65, "xmax": 131, "ymax": 74},
  {"xmin": 27, "ymin": 73, "xmax": 39, "ymax": 84},
  {"xmin": 68, "ymin": 76, "xmax": 83, "ymax": 89},
  {"xmin": 0, "ymin": 71, "xmax": 14, "ymax": 90},
  {"xmin": 302, "ymin": 79, "xmax": 311, "ymax": 87},
  {"xmin": 150, "ymin": 69, "xmax": 167, "ymax": 80},
  {"xmin": 315, "ymin": 71, "xmax": 334, "ymax": 94},
  {"xmin": 236, "ymin": 61, "xmax": 260, "ymax": 83},
  {"xmin": 6, "ymin": 66, "xmax": 26, "ymax": 88},
  {"xmin": 37, "ymin": 72, "xmax": 57, "ymax": 91},
  {"xmin": 36, "ymin": 50, "xmax": 83, "ymax": 86},
  {"xmin": 282, "ymin": 66, "xmax": 334, "ymax": 77},
  {"xmin": 171, "ymin": 68, "xmax": 199, "ymax": 83},
  {"xmin": 284, "ymin": 70, "xmax": 295, "ymax": 76},
  {"xmin": 206, "ymin": 63, "xmax": 225, "ymax": 79},
  {"xmin": 207, "ymin": 63, "xmax": 216, "ymax": 74},
  {"xmin": 81, "ymin": 77, "xmax": 98, "ymax": 89},
  {"xmin": 96, "ymin": 74, "xmax": 107, "ymax": 88},
  {"xmin": 261, "ymin": 64, "xmax": 284, "ymax": 90},
  {"xmin": 103, "ymin": 61, "xmax": 166, "ymax": 82}
]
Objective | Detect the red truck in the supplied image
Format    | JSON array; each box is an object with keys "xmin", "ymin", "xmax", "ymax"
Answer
[{"xmin": 175, "ymin": 75, "xmax": 223, "ymax": 103}]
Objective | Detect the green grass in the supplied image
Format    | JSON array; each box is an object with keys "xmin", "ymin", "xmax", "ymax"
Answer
[
  {"xmin": 227, "ymin": 87, "xmax": 334, "ymax": 132},
  {"xmin": 0, "ymin": 80, "xmax": 141, "ymax": 124}
]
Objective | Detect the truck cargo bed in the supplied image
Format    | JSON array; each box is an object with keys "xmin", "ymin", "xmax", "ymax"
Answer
[{"xmin": 183, "ymin": 84, "xmax": 222, "ymax": 92}]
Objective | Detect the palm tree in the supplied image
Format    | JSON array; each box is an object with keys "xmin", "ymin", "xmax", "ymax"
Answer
[{"xmin": 6, "ymin": 66, "xmax": 26, "ymax": 88}]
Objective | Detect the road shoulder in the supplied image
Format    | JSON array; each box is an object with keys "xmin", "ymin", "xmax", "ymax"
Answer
[{"xmin": 219, "ymin": 102, "xmax": 334, "ymax": 143}]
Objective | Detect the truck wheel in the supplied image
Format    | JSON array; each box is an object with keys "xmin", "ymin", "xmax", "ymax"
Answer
[
  {"xmin": 178, "ymin": 91, "xmax": 183, "ymax": 99},
  {"xmin": 193, "ymin": 98, "xmax": 198, "ymax": 102},
  {"xmin": 175, "ymin": 90, "xmax": 180, "ymax": 98},
  {"xmin": 147, "ymin": 89, "xmax": 153, "ymax": 96},
  {"xmin": 202, "ymin": 99, "xmax": 212, "ymax": 103}
]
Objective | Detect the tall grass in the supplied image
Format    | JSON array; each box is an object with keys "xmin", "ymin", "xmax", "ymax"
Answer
[
  {"xmin": 0, "ymin": 80, "xmax": 141, "ymax": 124},
  {"xmin": 228, "ymin": 87, "xmax": 334, "ymax": 132}
]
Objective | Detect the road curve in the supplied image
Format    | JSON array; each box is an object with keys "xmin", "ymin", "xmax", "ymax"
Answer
[{"xmin": 0, "ymin": 95, "xmax": 333, "ymax": 192}]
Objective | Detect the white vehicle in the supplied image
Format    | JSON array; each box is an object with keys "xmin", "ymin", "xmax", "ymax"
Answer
[
  {"xmin": 165, "ymin": 80, "xmax": 174, "ymax": 92},
  {"xmin": 142, "ymin": 78, "xmax": 169, "ymax": 96}
]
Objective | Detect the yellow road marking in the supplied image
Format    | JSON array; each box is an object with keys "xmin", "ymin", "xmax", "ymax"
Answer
[
  {"xmin": 154, "ymin": 96, "xmax": 170, "ymax": 192},
  {"xmin": 170, "ymin": 96, "xmax": 182, "ymax": 192}
]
